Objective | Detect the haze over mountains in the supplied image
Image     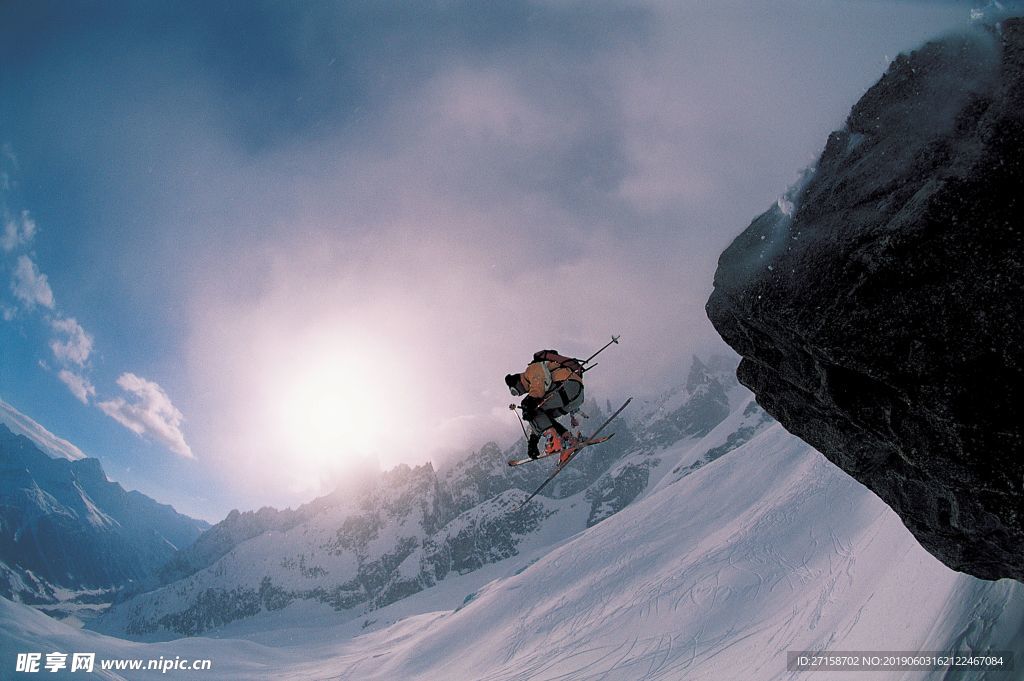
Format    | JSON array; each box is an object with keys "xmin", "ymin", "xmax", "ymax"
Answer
[{"xmin": 2, "ymin": 356, "xmax": 1022, "ymax": 679}]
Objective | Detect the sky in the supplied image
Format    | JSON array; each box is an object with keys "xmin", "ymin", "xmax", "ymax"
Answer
[{"xmin": 0, "ymin": 0, "xmax": 974, "ymax": 521}]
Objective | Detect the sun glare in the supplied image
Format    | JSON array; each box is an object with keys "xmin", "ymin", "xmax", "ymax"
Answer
[
  {"xmin": 281, "ymin": 361, "xmax": 375, "ymax": 460},
  {"xmin": 264, "ymin": 329, "xmax": 419, "ymax": 482}
]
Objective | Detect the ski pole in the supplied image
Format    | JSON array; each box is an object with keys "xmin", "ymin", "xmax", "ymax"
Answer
[
  {"xmin": 582, "ymin": 335, "xmax": 620, "ymax": 367},
  {"xmin": 510, "ymin": 403, "xmax": 530, "ymax": 441},
  {"xmin": 527, "ymin": 335, "xmax": 621, "ymax": 410}
]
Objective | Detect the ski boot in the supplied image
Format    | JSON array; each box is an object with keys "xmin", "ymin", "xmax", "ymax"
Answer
[
  {"xmin": 558, "ymin": 432, "xmax": 581, "ymax": 465},
  {"xmin": 543, "ymin": 428, "xmax": 564, "ymax": 456}
]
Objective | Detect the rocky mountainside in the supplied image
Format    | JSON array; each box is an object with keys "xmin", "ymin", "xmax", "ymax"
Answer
[
  {"xmin": 707, "ymin": 21, "xmax": 1024, "ymax": 581},
  {"xmin": 0, "ymin": 425, "xmax": 209, "ymax": 617},
  {"xmin": 93, "ymin": 357, "xmax": 763, "ymax": 639}
]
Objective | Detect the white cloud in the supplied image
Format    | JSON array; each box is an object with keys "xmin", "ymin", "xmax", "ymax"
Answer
[
  {"xmin": 1, "ymin": 210, "xmax": 36, "ymax": 251},
  {"xmin": 49, "ymin": 316, "xmax": 94, "ymax": 366},
  {"xmin": 0, "ymin": 398, "xmax": 88, "ymax": 461},
  {"xmin": 98, "ymin": 373, "xmax": 194, "ymax": 458},
  {"xmin": 58, "ymin": 369, "xmax": 96, "ymax": 404},
  {"xmin": 1, "ymin": 303, "xmax": 14, "ymax": 321},
  {"xmin": 10, "ymin": 255, "xmax": 54, "ymax": 310},
  {"xmin": 1, "ymin": 221, "xmax": 17, "ymax": 252}
]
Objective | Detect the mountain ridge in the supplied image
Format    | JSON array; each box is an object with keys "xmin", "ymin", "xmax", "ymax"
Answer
[
  {"xmin": 92, "ymin": 357, "xmax": 746, "ymax": 639},
  {"xmin": 0, "ymin": 424, "xmax": 209, "ymax": 620}
]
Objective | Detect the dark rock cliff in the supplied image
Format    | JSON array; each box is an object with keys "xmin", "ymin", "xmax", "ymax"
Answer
[{"xmin": 706, "ymin": 21, "xmax": 1024, "ymax": 581}]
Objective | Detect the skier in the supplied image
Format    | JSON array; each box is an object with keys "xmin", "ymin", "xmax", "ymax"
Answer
[{"xmin": 505, "ymin": 350, "xmax": 585, "ymax": 461}]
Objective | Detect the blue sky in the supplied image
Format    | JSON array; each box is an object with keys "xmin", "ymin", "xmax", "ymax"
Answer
[{"xmin": 0, "ymin": 1, "xmax": 971, "ymax": 521}]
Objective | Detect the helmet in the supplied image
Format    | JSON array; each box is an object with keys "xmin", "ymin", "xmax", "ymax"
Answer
[{"xmin": 505, "ymin": 373, "xmax": 523, "ymax": 396}]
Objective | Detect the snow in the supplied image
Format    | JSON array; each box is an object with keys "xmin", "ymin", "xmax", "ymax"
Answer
[
  {"xmin": 309, "ymin": 426, "xmax": 1023, "ymax": 680},
  {"xmin": 5, "ymin": 419, "xmax": 1022, "ymax": 680},
  {"xmin": 74, "ymin": 482, "xmax": 117, "ymax": 529}
]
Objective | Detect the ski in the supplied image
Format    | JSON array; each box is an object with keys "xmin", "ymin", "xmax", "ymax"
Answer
[
  {"xmin": 517, "ymin": 397, "xmax": 632, "ymax": 510},
  {"xmin": 507, "ymin": 435, "xmax": 611, "ymax": 467}
]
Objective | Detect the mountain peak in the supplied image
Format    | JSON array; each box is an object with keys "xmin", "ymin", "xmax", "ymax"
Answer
[
  {"xmin": 71, "ymin": 456, "xmax": 107, "ymax": 483},
  {"xmin": 685, "ymin": 356, "xmax": 711, "ymax": 392}
]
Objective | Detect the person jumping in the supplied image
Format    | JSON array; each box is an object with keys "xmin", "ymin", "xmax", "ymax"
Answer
[{"xmin": 505, "ymin": 349, "xmax": 585, "ymax": 463}]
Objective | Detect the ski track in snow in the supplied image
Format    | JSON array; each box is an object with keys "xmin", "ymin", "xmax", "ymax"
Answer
[{"xmin": 3, "ymin": 413, "xmax": 1023, "ymax": 680}]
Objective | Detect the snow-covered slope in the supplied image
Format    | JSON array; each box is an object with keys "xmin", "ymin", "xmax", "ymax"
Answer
[
  {"xmin": 5, "ymin": 412, "xmax": 1022, "ymax": 680},
  {"xmin": 318, "ymin": 424, "xmax": 1024, "ymax": 680}
]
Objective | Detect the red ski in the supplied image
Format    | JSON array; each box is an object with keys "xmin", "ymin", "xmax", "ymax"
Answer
[
  {"xmin": 507, "ymin": 435, "xmax": 611, "ymax": 467},
  {"xmin": 516, "ymin": 398, "xmax": 632, "ymax": 510}
]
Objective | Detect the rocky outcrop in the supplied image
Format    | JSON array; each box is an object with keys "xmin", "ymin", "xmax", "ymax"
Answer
[{"xmin": 707, "ymin": 22, "xmax": 1024, "ymax": 581}]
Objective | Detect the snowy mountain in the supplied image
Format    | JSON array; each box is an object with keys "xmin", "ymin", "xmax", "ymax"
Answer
[
  {"xmin": 3, "ymin": 357, "xmax": 1021, "ymax": 679},
  {"xmin": 92, "ymin": 357, "xmax": 748, "ymax": 639},
  {"xmin": 0, "ymin": 424, "xmax": 209, "ymax": 621}
]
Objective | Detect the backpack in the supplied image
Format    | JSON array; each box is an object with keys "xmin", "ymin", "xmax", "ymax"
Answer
[{"xmin": 532, "ymin": 349, "xmax": 585, "ymax": 376}]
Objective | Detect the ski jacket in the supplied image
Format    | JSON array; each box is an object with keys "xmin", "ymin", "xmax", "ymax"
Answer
[{"xmin": 522, "ymin": 360, "xmax": 583, "ymax": 399}]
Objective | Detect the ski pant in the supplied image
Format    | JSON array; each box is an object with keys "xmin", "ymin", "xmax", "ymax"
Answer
[{"xmin": 522, "ymin": 379, "xmax": 584, "ymax": 435}]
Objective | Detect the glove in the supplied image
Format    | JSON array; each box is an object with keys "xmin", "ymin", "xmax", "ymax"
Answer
[
  {"xmin": 527, "ymin": 434, "xmax": 541, "ymax": 459},
  {"xmin": 520, "ymin": 396, "xmax": 539, "ymax": 422}
]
